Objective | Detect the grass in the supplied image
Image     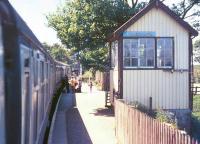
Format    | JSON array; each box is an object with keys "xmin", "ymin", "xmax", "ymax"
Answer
[
  {"xmin": 43, "ymin": 80, "xmax": 66, "ymax": 144},
  {"xmin": 191, "ymin": 95, "xmax": 200, "ymax": 141}
]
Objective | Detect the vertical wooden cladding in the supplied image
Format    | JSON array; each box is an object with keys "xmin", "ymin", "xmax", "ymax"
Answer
[
  {"xmin": 123, "ymin": 8, "xmax": 190, "ymax": 109},
  {"xmin": 123, "ymin": 70, "xmax": 188, "ymax": 109}
]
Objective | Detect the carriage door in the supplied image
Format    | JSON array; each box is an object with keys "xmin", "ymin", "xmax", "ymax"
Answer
[
  {"xmin": 0, "ymin": 19, "xmax": 5, "ymax": 144},
  {"xmin": 20, "ymin": 45, "xmax": 31, "ymax": 144}
]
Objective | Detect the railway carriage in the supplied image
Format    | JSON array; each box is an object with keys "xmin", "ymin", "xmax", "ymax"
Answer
[
  {"xmin": 55, "ymin": 60, "xmax": 71, "ymax": 84},
  {"xmin": 0, "ymin": 1, "xmax": 70, "ymax": 144}
]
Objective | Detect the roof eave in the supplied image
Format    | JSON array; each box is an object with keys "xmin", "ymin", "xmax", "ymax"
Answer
[{"xmin": 108, "ymin": 0, "xmax": 198, "ymax": 40}]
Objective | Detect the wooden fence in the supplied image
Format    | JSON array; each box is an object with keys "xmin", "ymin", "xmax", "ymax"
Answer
[
  {"xmin": 115, "ymin": 99, "xmax": 199, "ymax": 144},
  {"xmin": 192, "ymin": 86, "xmax": 200, "ymax": 95}
]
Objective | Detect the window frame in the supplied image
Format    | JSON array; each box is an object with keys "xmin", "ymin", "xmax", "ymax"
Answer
[
  {"xmin": 123, "ymin": 38, "xmax": 156, "ymax": 69},
  {"xmin": 123, "ymin": 37, "xmax": 174, "ymax": 70}
]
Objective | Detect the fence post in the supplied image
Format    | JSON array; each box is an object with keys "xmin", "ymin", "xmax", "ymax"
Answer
[{"xmin": 149, "ymin": 97, "xmax": 152, "ymax": 113}]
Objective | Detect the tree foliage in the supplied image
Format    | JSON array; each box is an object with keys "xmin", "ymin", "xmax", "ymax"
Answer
[
  {"xmin": 43, "ymin": 43, "xmax": 72, "ymax": 64},
  {"xmin": 79, "ymin": 47, "xmax": 109, "ymax": 72},
  {"xmin": 47, "ymin": 0, "xmax": 137, "ymax": 71},
  {"xmin": 194, "ymin": 39, "xmax": 200, "ymax": 63},
  {"xmin": 47, "ymin": 0, "xmax": 200, "ymax": 71},
  {"xmin": 47, "ymin": 0, "xmax": 136, "ymax": 50},
  {"xmin": 170, "ymin": 0, "xmax": 200, "ymax": 30}
]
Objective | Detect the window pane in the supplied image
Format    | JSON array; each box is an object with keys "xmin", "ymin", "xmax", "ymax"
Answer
[
  {"xmin": 124, "ymin": 58, "xmax": 131, "ymax": 67},
  {"xmin": 40, "ymin": 61, "xmax": 44, "ymax": 82},
  {"xmin": 130, "ymin": 49, "xmax": 138, "ymax": 57},
  {"xmin": 146, "ymin": 39, "xmax": 155, "ymax": 49},
  {"xmin": 34, "ymin": 60, "xmax": 38, "ymax": 86},
  {"xmin": 157, "ymin": 38, "xmax": 173, "ymax": 68},
  {"xmin": 140, "ymin": 56, "xmax": 146, "ymax": 67},
  {"xmin": 131, "ymin": 58, "xmax": 138, "ymax": 67},
  {"xmin": 124, "ymin": 39, "xmax": 137, "ymax": 67},
  {"xmin": 130, "ymin": 39, "xmax": 138, "ymax": 57},
  {"xmin": 165, "ymin": 58, "xmax": 172, "ymax": 66},
  {"xmin": 147, "ymin": 59, "xmax": 154, "ymax": 66},
  {"xmin": 123, "ymin": 38, "xmax": 155, "ymax": 68},
  {"xmin": 124, "ymin": 47, "xmax": 130, "ymax": 57},
  {"xmin": 139, "ymin": 38, "xmax": 155, "ymax": 67}
]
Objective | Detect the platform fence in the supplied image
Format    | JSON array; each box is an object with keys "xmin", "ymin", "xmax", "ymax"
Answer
[{"xmin": 115, "ymin": 99, "xmax": 200, "ymax": 144}]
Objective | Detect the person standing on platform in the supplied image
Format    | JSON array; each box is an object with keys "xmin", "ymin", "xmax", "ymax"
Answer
[
  {"xmin": 70, "ymin": 77, "xmax": 75, "ymax": 93},
  {"xmin": 89, "ymin": 81, "xmax": 93, "ymax": 93}
]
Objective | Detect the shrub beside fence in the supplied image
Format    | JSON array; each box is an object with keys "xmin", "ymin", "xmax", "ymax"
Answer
[{"xmin": 115, "ymin": 99, "xmax": 200, "ymax": 144}]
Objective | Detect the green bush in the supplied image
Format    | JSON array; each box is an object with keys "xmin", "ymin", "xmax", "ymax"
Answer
[
  {"xmin": 192, "ymin": 112, "xmax": 200, "ymax": 140},
  {"xmin": 192, "ymin": 95, "xmax": 200, "ymax": 141},
  {"xmin": 193, "ymin": 95, "xmax": 200, "ymax": 112},
  {"xmin": 43, "ymin": 80, "xmax": 65, "ymax": 144},
  {"xmin": 155, "ymin": 109, "xmax": 177, "ymax": 127},
  {"xmin": 128, "ymin": 101, "xmax": 177, "ymax": 127}
]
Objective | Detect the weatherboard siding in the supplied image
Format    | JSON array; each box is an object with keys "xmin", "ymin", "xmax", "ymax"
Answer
[
  {"xmin": 123, "ymin": 70, "xmax": 188, "ymax": 109},
  {"xmin": 123, "ymin": 8, "xmax": 189, "ymax": 109}
]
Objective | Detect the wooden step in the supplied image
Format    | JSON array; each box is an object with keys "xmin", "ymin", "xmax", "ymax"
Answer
[{"xmin": 105, "ymin": 91, "xmax": 111, "ymax": 107}]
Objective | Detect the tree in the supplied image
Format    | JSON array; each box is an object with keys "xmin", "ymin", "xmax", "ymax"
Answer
[
  {"xmin": 170, "ymin": 0, "xmax": 200, "ymax": 31},
  {"xmin": 194, "ymin": 39, "xmax": 200, "ymax": 63},
  {"xmin": 47, "ymin": 0, "xmax": 132, "ymax": 51},
  {"xmin": 43, "ymin": 43, "xmax": 72, "ymax": 63},
  {"xmin": 47, "ymin": 0, "xmax": 142, "ymax": 71},
  {"xmin": 47, "ymin": 0, "xmax": 199, "ymax": 71},
  {"xmin": 79, "ymin": 47, "xmax": 109, "ymax": 72}
]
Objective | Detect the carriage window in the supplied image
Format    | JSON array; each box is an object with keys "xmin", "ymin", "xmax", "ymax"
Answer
[
  {"xmin": 33, "ymin": 91, "xmax": 39, "ymax": 143},
  {"xmin": 157, "ymin": 38, "xmax": 173, "ymax": 68},
  {"xmin": 40, "ymin": 61, "xmax": 44, "ymax": 82},
  {"xmin": 34, "ymin": 60, "xmax": 38, "ymax": 86},
  {"xmin": 111, "ymin": 42, "xmax": 115, "ymax": 68},
  {"xmin": 46, "ymin": 84, "xmax": 49, "ymax": 108},
  {"xmin": 123, "ymin": 38, "xmax": 155, "ymax": 68},
  {"xmin": 45, "ymin": 63, "xmax": 48, "ymax": 79}
]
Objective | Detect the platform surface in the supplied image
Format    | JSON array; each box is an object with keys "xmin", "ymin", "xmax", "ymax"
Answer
[{"xmin": 66, "ymin": 83, "xmax": 116, "ymax": 144}]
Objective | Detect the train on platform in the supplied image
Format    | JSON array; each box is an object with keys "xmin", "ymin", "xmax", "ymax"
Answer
[{"xmin": 0, "ymin": 1, "xmax": 71, "ymax": 144}]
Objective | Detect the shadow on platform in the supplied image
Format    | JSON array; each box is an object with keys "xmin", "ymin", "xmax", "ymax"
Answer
[
  {"xmin": 66, "ymin": 108, "xmax": 93, "ymax": 144},
  {"xmin": 90, "ymin": 108, "xmax": 114, "ymax": 117}
]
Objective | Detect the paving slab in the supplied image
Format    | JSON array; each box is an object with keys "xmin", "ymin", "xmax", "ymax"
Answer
[{"xmin": 66, "ymin": 83, "xmax": 116, "ymax": 144}]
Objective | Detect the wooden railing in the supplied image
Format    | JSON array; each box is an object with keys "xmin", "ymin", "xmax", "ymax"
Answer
[
  {"xmin": 115, "ymin": 99, "xmax": 199, "ymax": 144},
  {"xmin": 192, "ymin": 86, "xmax": 200, "ymax": 95}
]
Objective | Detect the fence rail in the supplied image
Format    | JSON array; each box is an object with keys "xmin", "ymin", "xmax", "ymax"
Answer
[
  {"xmin": 115, "ymin": 99, "xmax": 199, "ymax": 144},
  {"xmin": 192, "ymin": 86, "xmax": 200, "ymax": 95}
]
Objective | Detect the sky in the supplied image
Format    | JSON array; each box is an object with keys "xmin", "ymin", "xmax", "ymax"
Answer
[
  {"xmin": 9, "ymin": 0, "xmax": 199, "ymax": 45},
  {"xmin": 9, "ymin": 0, "xmax": 64, "ymax": 44}
]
